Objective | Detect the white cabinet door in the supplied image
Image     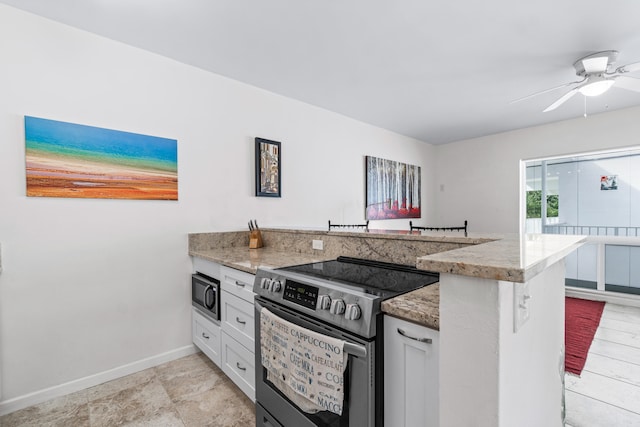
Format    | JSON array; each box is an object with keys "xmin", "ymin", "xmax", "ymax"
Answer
[
  {"xmin": 384, "ymin": 315, "xmax": 439, "ymax": 427},
  {"xmin": 192, "ymin": 308, "xmax": 222, "ymax": 367},
  {"xmin": 221, "ymin": 330, "xmax": 256, "ymax": 402}
]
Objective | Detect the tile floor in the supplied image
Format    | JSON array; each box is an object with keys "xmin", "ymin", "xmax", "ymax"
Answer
[
  {"xmin": 565, "ymin": 302, "xmax": 640, "ymax": 426},
  {"xmin": 0, "ymin": 352, "xmax": 255, "ymax": 427},
  {"xmin": 4, "ymin": 302, "xmax": 640, "ymax": 427}
]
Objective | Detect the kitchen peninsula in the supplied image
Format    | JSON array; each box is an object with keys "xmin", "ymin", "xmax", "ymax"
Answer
[{"xmin": 189, "ymin": 228, "xmax": 584, "ymax": 427}]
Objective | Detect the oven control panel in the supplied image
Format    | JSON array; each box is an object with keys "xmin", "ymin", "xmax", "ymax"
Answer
[
  {"xmin": 283, "ymin": 281, "xmax": 318, "ymax": 310},
  {"xmin": 254, "ymin": 268, "xmax": 377, "ymax": 337}
]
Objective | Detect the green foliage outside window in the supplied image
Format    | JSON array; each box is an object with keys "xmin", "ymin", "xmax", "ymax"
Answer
[{"xmin": 526, "ymin": 191, "xmax": 558, "ymax": 218}]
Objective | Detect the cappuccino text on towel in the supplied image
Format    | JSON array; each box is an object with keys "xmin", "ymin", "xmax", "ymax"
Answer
[{"xmin": 260, "ymin": 307, "xmax": 347, "ymax": 415}]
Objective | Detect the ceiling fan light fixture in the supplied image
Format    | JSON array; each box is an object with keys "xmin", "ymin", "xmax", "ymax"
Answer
[
  {"xmin": 578, "ymin": 79, "xmax": 615, "ymax": 97},
  {"xmin": 519, "ymin": 50, "xmax": 640, "ymax": 113}
]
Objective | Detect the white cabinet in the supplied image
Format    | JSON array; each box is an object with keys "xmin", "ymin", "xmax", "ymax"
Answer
[
  {"xmin": 384, "ymin": 315, "xmax": 439, "ymax": 427},
  {"xmin": 191, "ymin": 261, "xmax": 257, "ymax": 401},
  {"xmin": 221, "ymin": 329, "xmax": 256, "ymax": 401},
  {"xmin": 192, "ymin": 308, "xmax": 222, "ymax": 366},
  {"xmin": 220, "ymin": 266, "xmax": 256, "ymax": 402},
  {"xmin": 192, "ymin": 258, "xmax": 222, "ymax": 367}
]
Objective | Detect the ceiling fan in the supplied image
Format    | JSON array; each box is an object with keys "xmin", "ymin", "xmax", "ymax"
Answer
[{"xmin": 513, "ymin": 50, "xmax": 640, "ymax": 112}]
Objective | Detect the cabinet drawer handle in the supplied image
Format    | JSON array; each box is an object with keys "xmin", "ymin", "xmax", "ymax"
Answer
[
  {"xmin": 236, "ymin": 362, "xmax": 247, "ymax": 371},
  {"xmin": 236, "ymin": 317, "xmax": 246, "ymax": 325},
  {"xmin": 235, "ymin": 281, "xmax": 246, "ymax": 288},
  {"xmin": 397, "ymin": 328, "xmax": 432, "ymax": 344},
  {"xmin": 201, "ymin": 332, "xmax": 210, "ymax": 339}
]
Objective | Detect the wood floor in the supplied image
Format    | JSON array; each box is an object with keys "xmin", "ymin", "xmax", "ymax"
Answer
[{"xmin": 565, "ymin": 302, "xmax": 640, "ymax": 427}]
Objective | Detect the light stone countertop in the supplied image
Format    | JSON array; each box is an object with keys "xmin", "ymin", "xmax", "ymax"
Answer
[
  {"xmin": 189, "ymin": 246, "xmax": 333, "ymax": 275},
  {"xmin": 416, "ymin": 233, "xmax": 585, "ymax": 282},
  {"xmin": 381, "ymin": 284, "xmax": 440, "ymax": 330},
  {"xmin": 189, "ymin": 245, "xmax": 440, "ymax": 328},
  {"xmin": 190, "ymin": 230, "xmax": 585, "ymax": 330}
]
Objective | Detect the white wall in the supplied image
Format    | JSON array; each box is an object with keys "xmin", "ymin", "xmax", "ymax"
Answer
[
  {"xmin": 439, "ymin": 260, "xmax": 566, "ymax": 427},
  {"xmin": 435, "ymin": 107, "xmax": 640, "ymax": 233},
  {"xmin": 499, "ymin": 260, "xmax": 566, "ymax": 427},
  {"xmin": 0, "ymin": 5, "xmax": 436, "ymax": 407}
]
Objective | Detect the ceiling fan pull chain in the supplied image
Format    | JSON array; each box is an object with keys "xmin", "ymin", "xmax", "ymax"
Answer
[{"xmin": 584, "ymin": 95, "xmax": 588, "ymax": 118}]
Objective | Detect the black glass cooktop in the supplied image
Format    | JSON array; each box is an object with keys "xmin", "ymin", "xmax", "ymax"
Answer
[{"xmin": 277, "ymin": 256, "xmax": 439, "ymax": 299}]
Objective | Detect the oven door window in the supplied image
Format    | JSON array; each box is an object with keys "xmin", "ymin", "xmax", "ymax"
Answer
[
  {"xmin": 256, "ymin": 300, "xmax": 374, "ymax": 427},
  {"xmin": 263, "ymin": 360, "xmax": 354, "ymax": 426}
]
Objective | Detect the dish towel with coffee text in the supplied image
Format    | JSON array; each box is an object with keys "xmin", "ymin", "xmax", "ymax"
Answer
[{"xmin": 260, "ymin": 307, "xmax": 347, "ymax": 415}]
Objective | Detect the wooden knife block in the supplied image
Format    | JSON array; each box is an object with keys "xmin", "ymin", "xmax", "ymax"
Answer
[{"xmin": 249, "ymin": 230, "xmax": 263, "ymax": 249}]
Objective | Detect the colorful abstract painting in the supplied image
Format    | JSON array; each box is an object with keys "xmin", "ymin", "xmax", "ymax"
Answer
[
  {"xmin": 25, "ymin": 116, "xmax": 178, "ymax": 200},
  {"xmin": 366, "ymin": 155, "xmax": 420, "ymax": 220}
]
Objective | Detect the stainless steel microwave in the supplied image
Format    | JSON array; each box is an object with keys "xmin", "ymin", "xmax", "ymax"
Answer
[{"xmin": 192, "ymin": 272, "xmax": 220, "ymax": 323}]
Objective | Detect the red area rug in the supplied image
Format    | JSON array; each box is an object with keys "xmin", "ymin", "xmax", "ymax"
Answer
[{"xmin": 565, "ymin": 297, "xmax": 605, "ymax": 375}]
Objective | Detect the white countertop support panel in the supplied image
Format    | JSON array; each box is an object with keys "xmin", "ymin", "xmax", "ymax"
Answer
[{"xmin": 439, "ymin": 259, "xmax": 566, "ymax": 427}]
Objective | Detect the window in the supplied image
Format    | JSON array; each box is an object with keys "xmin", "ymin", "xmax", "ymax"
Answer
[
  {"xmin": 523, "ymin": 147, "xmax": 640, "ymax": 295},
  {"xmin": 526, "ymin": 191, "xmax": 558, "ymax": 219}
]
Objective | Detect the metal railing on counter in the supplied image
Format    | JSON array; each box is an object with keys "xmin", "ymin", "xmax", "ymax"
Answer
[
  {"xmin": 328, "ymin": 220, "xmax": 369, "ymax": 232},
  {"xmin": 409, "ymin": 220, "xmax": 468, "ymax": 236}
]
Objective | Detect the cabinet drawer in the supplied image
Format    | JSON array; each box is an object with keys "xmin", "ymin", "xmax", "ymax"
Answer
[
  {"xmin": 220, "ymin": 266, "xmax": 255, "ymax": 303},
  {"xmin": 221, "ymin": 331, "xmax": 256, "ymax": 402},
  {"xmin": 221, "ymin": 291, "xmax": 255, "ymax": 350},
  {"xmin": 192, "ymin": 308, "xmax": 221, "ymax": 367}
]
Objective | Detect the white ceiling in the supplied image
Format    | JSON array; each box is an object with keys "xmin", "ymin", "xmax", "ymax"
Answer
[{"xmin": 3, "ymin": 0, "xmax": 640, "ymax": 144}]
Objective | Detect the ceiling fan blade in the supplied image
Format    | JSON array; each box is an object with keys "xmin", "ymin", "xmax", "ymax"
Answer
[
  {"xmin": 615, "ymin": 75, "xmax": 640, "ymax": 92},
  {"xmin": 510, "ymin": 79, "xmax": 584, "ymax": 104},
  {"xmin": 617, "ymin": 61, "xmax": 640, "ymax": 74},
  {"xmin": 543, "ymin": 88, "xmax": 579, "ymax": 112},
  {"xmin": 582, "ymin": 56, "xmax": 609, "ymax": 74}
]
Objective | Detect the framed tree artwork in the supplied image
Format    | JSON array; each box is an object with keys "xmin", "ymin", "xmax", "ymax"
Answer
[
  {"xmin": 365, "ymin": 155, "xmax": 421, "ymax": 220},
  {"xmin": 255, "ymin": 137, "xmax": 281, "ymax": 197}
]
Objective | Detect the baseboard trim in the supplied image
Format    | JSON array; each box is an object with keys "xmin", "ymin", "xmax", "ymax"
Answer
[
  {"xmin": 0, "ymin": 344, "xmax": 198, "ymax": 416},
  {"xmin": 566, "ymin": 287, "xmax": 640, "ymax": 308}
]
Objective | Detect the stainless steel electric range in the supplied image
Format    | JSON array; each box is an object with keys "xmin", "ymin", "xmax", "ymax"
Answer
[{"xmin": 253, "ymin": 256, "xmax": 439, "ymax": 427}]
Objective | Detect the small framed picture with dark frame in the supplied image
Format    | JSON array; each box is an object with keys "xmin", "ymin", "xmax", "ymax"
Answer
[{"xmin": 255, "ymin": 137, "xmax": 281, "ymax": 197}]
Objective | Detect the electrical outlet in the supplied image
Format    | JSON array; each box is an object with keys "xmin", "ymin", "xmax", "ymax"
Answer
[{"xmin": 312, "ymin": 239, "xmax": 324, "ymax": 250}]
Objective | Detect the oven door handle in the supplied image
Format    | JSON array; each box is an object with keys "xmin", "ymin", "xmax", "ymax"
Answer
[
  {"xmin": 255, "ymin": 300, "xmax": 368, "ymax": 358},
  {"xmin": 343, "ymin": 341, "xmax": 367, "ymax": 358}
]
